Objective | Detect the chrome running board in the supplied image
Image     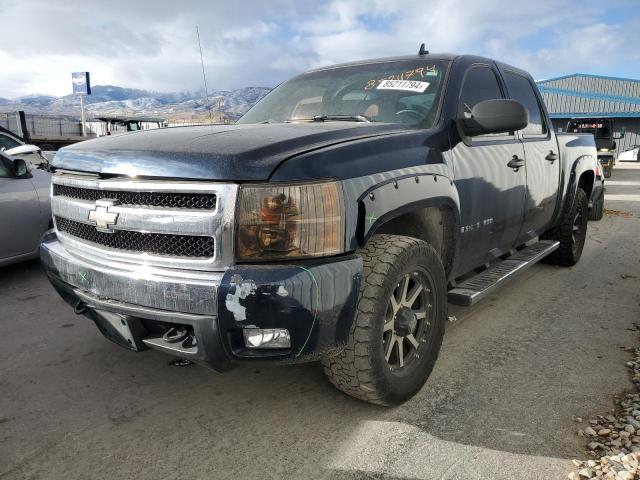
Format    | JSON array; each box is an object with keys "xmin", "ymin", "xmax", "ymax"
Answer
[{"xmin": 448, "ymin": 240, "xmax": 560, "ymax": 306}]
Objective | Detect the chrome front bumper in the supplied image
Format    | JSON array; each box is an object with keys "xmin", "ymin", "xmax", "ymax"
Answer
[
  {"xmin": 40, "ymin": 230, "xmax": 362, "ymax": 369},
  {"xmin": 40, "ymin": 230, "xmax": 234, "ymax": 370},
  {"xmin": 40, "ymin": 231, "xmax": 222, "ymax": 316}
]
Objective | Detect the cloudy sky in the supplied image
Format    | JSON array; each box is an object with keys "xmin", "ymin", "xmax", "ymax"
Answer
[{"xmin": 2, "ymin": 0, "xmax": 639, "ymax": 99}]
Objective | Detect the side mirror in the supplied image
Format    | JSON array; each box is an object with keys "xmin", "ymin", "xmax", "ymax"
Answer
[
  {"xmin": 461, "ymin": 99, "xmax": 529, "ymax": 136},
  {"xmin": 12, "ymin": 158, "xmax": 30, "ymax": 178}
]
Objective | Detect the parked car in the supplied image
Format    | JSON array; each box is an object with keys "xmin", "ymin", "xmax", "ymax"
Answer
[
  {"xmin": 41, "ymin": 50, "xmax": 597, "ymax": 405},
  {"xmin": 0, "ymin": 150, "xmax": 51, "ymax": 267},
  {"xmin": 618, "ymin": 145, "xmax": 640, "ymax": 162},
  {"xmin": 1, "ymin": 126, "xmax": 52, "ymax": 166}
]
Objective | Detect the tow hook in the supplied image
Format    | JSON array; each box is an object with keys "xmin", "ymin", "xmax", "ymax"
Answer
[
  {"xmin": 73, "ymin": 301, "xmax": 87, "ymax": 315},
  {"xmin": 162, "ymin": 326, "xmax": 190, "ymax": 343}
]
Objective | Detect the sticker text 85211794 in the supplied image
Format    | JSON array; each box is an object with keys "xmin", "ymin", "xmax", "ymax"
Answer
[{"xmin": 376, "ymin": 79, "xmax": 429, "ymax": 93}]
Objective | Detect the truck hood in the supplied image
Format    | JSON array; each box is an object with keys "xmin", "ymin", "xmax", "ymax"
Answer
[{"xmin": 52, "ymin": 123, "xmax": 406, "ymax": 181}]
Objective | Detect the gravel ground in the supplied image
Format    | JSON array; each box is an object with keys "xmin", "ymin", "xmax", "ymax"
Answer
[
  {"xmin": 569, "ymin": 321, "xmax": 640, "ymax": 479},
  {"xmin": 1, "ymin": 163, "xmax": 639, "ymax": 480}
]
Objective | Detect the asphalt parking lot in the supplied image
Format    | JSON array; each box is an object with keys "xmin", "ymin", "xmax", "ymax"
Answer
[{"xmin": 1, "ymin": 164, "xmax": 639, "ymax": 480}]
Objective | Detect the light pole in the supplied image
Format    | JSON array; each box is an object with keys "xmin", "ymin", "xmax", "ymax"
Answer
[
  {"xmin": 72, "ymin": 72, "xmax": 91, "ymax": 136},
  {"xmin": 79, "ymin": 93, "xmax": 86, "ymax": 136}
]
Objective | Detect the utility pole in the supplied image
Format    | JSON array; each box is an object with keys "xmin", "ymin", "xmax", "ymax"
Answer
[{"xmin": 196, "ymin": 26, "xmax": 214, "ymax": 121}]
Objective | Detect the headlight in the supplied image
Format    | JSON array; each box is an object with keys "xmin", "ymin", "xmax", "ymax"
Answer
[
  {"xmin": 235, "ymin": 180, "xmax": 344, "ymax": 261},
  {"xmin": 598, "ymin": 148, "xmax": 609, "ymax": 152}
]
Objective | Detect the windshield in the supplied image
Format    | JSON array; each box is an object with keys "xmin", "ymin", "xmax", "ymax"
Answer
[{"xmin": 238, "ymin": 60, "xmax": 448, "ymax": 127}]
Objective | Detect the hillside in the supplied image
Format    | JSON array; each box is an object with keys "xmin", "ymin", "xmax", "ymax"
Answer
[{"xmin": 0, "ymin": 85, "xmax": 272, "ymax": 121}]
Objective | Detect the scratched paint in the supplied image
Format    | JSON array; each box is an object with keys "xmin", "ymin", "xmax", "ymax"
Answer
[
  {"xmin": 216, "ymin": 257, "xmax": 362, "ymax": 360},
  {"xmin": 276, "ymin": 286, "xmax": 289, "ymax": 297},
  {"xmin": 224, "ymin": 277, "xmax": 257, "ymax": 321}
]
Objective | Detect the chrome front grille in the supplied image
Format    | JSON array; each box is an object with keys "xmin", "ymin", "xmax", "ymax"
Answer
[
  {"xmin": 55, "ymin": 216, "xmax": 216, "ymax": 257},
  {"xmin": 53, "ymin": 184, "xmax": 217, "ymax": 210},
  {"xmin": 51, "ymin": 171, "xmax": 238, "ymax": 271}
]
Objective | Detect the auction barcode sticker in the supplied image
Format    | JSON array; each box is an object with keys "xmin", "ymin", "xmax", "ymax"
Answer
[{"xmin": 376, "ymin": 80, "xmax": 430, "ymax": 92}]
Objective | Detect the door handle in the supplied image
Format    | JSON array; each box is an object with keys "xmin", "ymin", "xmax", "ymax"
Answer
[
  {"xmin": 546, "ymin": 151, "xmax": 558, "ymax": 163},
  {"xmin": 507, "ymin": 155, "xmax": 525, "ymax": 172}
]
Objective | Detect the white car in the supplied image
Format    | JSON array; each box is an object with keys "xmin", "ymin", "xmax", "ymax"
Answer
[{"xmin": 618, "ymin": 146, "xmax": 639, "ymax": 162}]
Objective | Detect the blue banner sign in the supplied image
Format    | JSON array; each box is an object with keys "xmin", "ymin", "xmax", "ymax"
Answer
[{"xmin": 72, "ymin": 72, "xmax": 91, "ymax": 95}]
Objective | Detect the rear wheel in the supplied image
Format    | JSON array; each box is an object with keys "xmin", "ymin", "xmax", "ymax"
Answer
[
  {"xmin": 542, "ymin": 188, "xmax": 589, "ymax": 266},
  {"xmin": 589, "ymin": 190, "xmax": 604, "ymax": 221},
  {"xmin": 322, "ymin": 234, "xmax": 446, "ymax": 406},
  {"xmin": 602, "ymin": 159, "xmax": 613, "ymax": 178}
]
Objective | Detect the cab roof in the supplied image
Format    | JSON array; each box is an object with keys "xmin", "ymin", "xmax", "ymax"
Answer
[
  {"xmin": 305, "ymin": 53, "xmax": 460, "ymax": 73},
  {"xmin": 304, "ymin": 53, "xmax": 533, "ymax": 81}
]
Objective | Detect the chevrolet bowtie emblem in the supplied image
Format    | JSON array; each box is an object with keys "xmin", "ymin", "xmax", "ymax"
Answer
[{"xmin": 88, "ymin": 199, "xmax": 120, "ymax": 233}]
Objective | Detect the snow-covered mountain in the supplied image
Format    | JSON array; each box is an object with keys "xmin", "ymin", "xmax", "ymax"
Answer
[{"xmin": 0, "ymin": 85, "xmax": 272, "ymax": 120}]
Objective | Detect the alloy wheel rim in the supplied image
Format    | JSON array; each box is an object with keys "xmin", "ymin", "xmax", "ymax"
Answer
[
  {"xmin": 383, "ymin": 270, "xmax": 434, "ymax": 371},
  {"xmin": 572, "ymin": 203, "xmax": 585, "ymax": 254}
]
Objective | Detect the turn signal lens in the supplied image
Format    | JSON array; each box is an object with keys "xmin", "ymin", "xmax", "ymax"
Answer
[{"xmin": 235, "ymin": 181, "xmax": 344, "ymax": 261}]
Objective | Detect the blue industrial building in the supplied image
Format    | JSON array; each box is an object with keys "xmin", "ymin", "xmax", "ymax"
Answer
[{"xmin": 537, "ymin": 73, "xmax": 640, "ymax": 153}]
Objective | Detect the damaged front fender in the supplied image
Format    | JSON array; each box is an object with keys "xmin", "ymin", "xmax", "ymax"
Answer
[{"xmin": 217, "ymin": 255, "xmax": 363, "ymax": 362}]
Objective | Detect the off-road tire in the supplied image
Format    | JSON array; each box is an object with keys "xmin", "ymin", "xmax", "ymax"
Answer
[
  {"xmin": 542, "ymin": 188, "xmax": 589, "ymax": 266},
  {"xmin": 589, "ymin": 190, "xmax": 604, "ymax": 221},
  {"xmin": 322, "ymin": 234, "xmax": 447, "ymax": 406}
]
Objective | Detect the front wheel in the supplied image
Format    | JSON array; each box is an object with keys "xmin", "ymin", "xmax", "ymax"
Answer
[{"xmin": 322, "ymin": 234, "xmax": 446, "ymax": 406}]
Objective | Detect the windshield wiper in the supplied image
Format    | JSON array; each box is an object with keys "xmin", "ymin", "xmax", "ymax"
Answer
[{"xmin": 312, "ymin": 115, "xmax": 371, "ymax": 123}]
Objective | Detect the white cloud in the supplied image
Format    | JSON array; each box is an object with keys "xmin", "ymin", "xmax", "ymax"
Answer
[{"xmin": 0, "ymin": 0, "xmax": 638, "ymax": 98}]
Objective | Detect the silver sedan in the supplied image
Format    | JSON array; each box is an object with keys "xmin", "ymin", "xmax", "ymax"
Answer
[{"xmin": 0, "ymin": 150, "xmax": 51, "ymax": 266}]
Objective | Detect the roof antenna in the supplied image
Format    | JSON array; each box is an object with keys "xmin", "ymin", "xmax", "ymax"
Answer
[{"xmin": 418, "ymin": 43, "xmax": 429, "ymax": 55}]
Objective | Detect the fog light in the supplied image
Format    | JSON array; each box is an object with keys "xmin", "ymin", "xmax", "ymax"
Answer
[{"xmin": 243, "ymin": 328, "xmax": 291, "ymax": 349}]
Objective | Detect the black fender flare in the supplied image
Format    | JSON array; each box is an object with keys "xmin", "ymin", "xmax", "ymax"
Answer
[
  {"xmin": 356, "ymin": 172, "xmax": 461, "ymax": 245},
  {"xmin": 556, "ymin": 154, "xmax": 596, "ymax": 225}
]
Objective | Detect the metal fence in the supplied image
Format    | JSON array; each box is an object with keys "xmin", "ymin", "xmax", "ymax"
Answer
[
  {"xmin": 0, "ymin": 112, "xmax": 84, "ymax": 138},
  {"xmin": 0, "ymin": 112, "xmax": 169, "ymax": 139}
]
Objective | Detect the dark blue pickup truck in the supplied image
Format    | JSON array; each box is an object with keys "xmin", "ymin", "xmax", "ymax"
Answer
[{"xmin": 41, "ymin": 51, "xmax": 598, "ymax": 405}]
